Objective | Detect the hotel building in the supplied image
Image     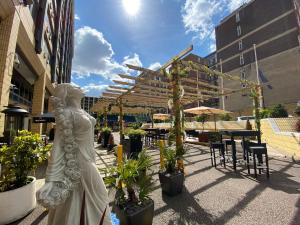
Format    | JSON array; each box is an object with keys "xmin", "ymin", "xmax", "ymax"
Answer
[
  {"xmin": 0, "ymin": 0, "xmax": 74, "ymax": 135},
  {"xmin": 215, "ymin": 0, "xmax": 300, "ymax": 114}
]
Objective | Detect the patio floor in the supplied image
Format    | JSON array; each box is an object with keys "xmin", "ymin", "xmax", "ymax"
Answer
[{"xmin": 9, "ymin": 133, "xmax": 300, "ymax": 225}]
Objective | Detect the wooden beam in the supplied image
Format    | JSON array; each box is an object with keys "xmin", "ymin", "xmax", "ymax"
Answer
[
  {"xmin": 103, "ymin": 92, "xmax": 122, "ymax": 98},
  {"xmin": 108, "ymin": 85, "xmax": 132, "ymax": 91},
  {"xmin": 106, "ymin": 88, "xmax": 127, "ymax": 94},
  {"xmin": 113, "ymin": 80, "xmax": 135, "ymax": 86},
  {"xmin": 160, "ymin": 45, "xmax": 193, "ymax": 70}
]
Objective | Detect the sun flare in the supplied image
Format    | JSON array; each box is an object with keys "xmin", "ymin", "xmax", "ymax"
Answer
[{"xmin": 122, "ymin": 0, "xmax": 141, "ymax": 16}]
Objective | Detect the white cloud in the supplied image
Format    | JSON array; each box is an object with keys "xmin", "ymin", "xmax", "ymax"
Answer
[
  {"xmin": 72, "ymin": 26, "xmax": 124, "ymax": 80},
  {"xmin": 228, "ymin": 0, "xmax": 251, "ymax": 12},
  {"xmin": 81, "ymin": 83, "xmax": 108, "ymax": 95},
  {"xmin": 182, "ymin": 0, "xmax": 251, "ymax": 50},
  {"xmin": 72, "ymin": 26, "xmax": 144, "ymax": 82},
  {"xmin": 182, "ymin": 0, "xmax": 224, "ymax": 41},
  {"xmin": 148, "ymin": 62, "xmax": 162, "ymax": 71},
  {"xmin": 75, "ymin": 14, "xmax": 80, "ymax": 20},
  {"xmin": 122, "ymin": 53, "xmax": 142, "ymax": 68},
  {"xmin": 122, "ymin": 53, "xmax": 143, "ymax": 76}
]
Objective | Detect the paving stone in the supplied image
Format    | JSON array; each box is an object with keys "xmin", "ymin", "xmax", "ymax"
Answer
[{"xmin": 8, "ymin": 133, "xmax": 300, "ymax": 225}]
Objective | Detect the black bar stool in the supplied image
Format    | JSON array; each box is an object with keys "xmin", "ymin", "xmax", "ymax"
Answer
[
  {"xmin": 248, "ymin": 145, "xmax": 269, "ymax": 178},
  {"xmin": 210, "ymin": 142, "xmax": 226, "ymax": 168}
]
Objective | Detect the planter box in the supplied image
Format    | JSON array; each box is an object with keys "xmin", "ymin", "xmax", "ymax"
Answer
[
  {"xmin": 198, "ymin": 132, "xmax": 209, "ymax": 142},
  {"xmin": 0, "ymin": 176, "xmax": 36, "ymax": 224},
  {"xmin": 113, "ymin": 199, "xmax": 154, "ymax": 225},
  {"xmin": 123, "ymin": 138, "xmax": 143, "ymax": 159},
  {"xmin": 129, "ymin": 138, "xmax": 143, "ymax": 159},
  {"xmin": 102, "ymin": 133, "xmax": 111, "ymax": 148},
  {"xmin": 159, "ymin": 171, "xmax": 184, "ymax": 196}
]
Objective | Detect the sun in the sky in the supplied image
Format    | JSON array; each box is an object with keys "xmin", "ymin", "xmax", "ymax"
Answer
[{"xmin": 122, "ymin": 0, "xmax": 141, "ymax": 16}]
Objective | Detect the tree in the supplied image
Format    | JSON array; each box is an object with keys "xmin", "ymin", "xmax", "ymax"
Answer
[
  {"xmin": 219, "ymin": 113, "xmax": 232, "ymax": 121},
  {"xmin": 259, "ymin": 108, "xmax": 271, "ymax": 119},
  {"xmin": 269, "ymin": 104, "xmax": 288, "ymax": 118}
]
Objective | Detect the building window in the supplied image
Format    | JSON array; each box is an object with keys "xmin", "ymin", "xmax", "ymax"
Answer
[
  {"xmin": 240, "ymin": 54, "xmax": 244, "ymax": 65},
  {"xmin": 236, "ymin": 12, "xmax": 240, "ymax": 22},
  {"xmin": 237, "ymin": 25, "xmax": 242, "ymax": 36},
  {"xmin": 238, "ymin": 40, "xmax": 243, "ymax": 51}
]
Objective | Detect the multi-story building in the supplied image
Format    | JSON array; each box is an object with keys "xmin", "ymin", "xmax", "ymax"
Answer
[
  {"xmin": 0, "ymin": 0, "xmax": 74, "ymax": 135},
  {"xmin": 82, "ymin": 96, "xmax": 99, "ymax": 115},
  {"xmin": 182, "ymin": 53, "xmax": 219, "ymax": 108},
  {"xmin": 215, "ymin": 0, "xmax": 300, "ymax": 114}
]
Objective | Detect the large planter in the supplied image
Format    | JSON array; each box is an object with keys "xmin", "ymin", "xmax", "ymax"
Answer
[
  {"xmin": 102, "ymin": 132, "xmax": 111, "ymax": 148},
  {"xmin": 0, "ymin": 176, "xmax": 36, "ymax": 224},
  {"xmin": 159, "ymin": 171, "xmax": 184, "ymax": 196},
  {"xmin": 129, "ymin": 137, "xmax": 143, "ymax": 159},
  {"xmin": 198, "ymin": 132, "xmax": 209, "ymax": 142},
  {"xmin": 113, "ymin": 199, "xmax": 154, "ymax": 225}
]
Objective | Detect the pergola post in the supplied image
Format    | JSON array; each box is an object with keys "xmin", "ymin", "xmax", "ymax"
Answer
[
  {"xmin": 119, "ymin": 97, "xmax": 124, "ymax": 143},
  {"xmin": 252, "ymin": 86, "xmax": 261, "ymax": 140},
  {"xmin": 171, "ymin": 62, "xmax": 184, "ymax": 160},
  {"xmin": 103, "ymin": 106, "xmax": 108, "ymax": 127},
  {"xmin": 151, "ymin": 109, "xmax": 154, "ymax": 128}
]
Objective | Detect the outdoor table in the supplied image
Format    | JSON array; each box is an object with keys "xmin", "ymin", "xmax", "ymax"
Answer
[{"xmin": 219, "ymin": 130, "xmax": 261, "ymax": 171}]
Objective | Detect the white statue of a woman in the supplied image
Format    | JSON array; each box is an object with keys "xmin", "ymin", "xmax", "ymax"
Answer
[{"xmin": 37, "ymin": 84, "xmax": 112, "ymax": 225}]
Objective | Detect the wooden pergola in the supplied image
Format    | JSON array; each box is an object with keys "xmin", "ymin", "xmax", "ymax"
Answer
[{"xmin": 93, "ymin": 45, "xmax": 261, "ymax": 165}]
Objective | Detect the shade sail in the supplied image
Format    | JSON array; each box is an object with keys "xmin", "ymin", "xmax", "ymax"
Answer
[
  {"xmin": 153, "ymin": 113, "xmax": 170, "ymax": 120},
  {"xmin": 184, "ymin": 106, "xmax": 230, "ymax": 115}
]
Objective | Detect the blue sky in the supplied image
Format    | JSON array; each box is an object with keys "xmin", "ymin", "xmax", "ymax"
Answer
[{"xmin": 71, "ymin": 0, "xmax": 250, "ymax": 97}]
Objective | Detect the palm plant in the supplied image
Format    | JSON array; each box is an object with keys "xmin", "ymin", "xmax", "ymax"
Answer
[{"xmin": 104, "ymin": 149, "xmax": 154, "ymax": 208}]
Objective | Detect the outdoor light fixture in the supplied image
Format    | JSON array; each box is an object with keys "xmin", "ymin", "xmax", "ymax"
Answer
[{"xmin": 14, "ymin": 53, "xmax": 20, "ymax": 67}]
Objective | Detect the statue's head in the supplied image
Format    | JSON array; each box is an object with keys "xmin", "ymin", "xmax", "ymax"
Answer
[{"xmin": 52, "ymin": 84, "xmax": 85, "ymax": 106}]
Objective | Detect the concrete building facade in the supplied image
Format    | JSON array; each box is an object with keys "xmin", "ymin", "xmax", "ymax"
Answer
[
  {"xmin": 81, "ymin": 96, "xmax": 99, "ymax": 115},
  {"xmin": 0, "ymin": 0, "xmax": 74, "ymax": 135},
  {"xmin": 215, "ymin": 0, "xmax": 300, "ymax": 115}
]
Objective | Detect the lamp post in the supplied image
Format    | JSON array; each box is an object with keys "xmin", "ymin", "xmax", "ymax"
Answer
[{"xmin": 253, "ymin": 44, "xmax": 264, "ymax": 109}]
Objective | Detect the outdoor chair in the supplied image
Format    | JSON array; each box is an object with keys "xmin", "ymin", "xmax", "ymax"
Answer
[
  {"xmin": 210, "ymin": 142, "xmax": 226, "ymax": 168},
  {"xmin": 244, "ymin": 141, "xmax": 269, "ymax": 178}
]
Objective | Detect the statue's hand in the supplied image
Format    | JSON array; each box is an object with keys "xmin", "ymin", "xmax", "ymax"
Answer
[{"xmin": 37, "ymin": 182, "xmax": 54, "ymax": 199}]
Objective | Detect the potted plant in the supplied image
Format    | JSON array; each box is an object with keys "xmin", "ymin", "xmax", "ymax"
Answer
[
  {"xmin": 104, "ymin": 149, "xmax": 154, "ymax": 225},
  {"xmin": 158, "ymin": 146, "xmax": 184, "ymax": 196},
  {"xmin": 101, "ymin": 127, "xmax": 112, "ymax": 148},
  {"xmin": 0, "ymin": 130, "xmax": 49, "ymax": 224},
  {"xmin": 126, "ymin": 129, "xmax": 146, "ymax": 159}
]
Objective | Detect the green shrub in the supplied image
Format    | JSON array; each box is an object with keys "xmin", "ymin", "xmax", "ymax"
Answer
[
  {"xmin": 0, "ymin": 130, "xmax": 50, "ymax": 192},
  {"xmin": 162, "ymin": 147, "xmax": 177, "ymax": 173},
  {"xmin": 269, "ymin": 104, "xmax": 288, "ymax": 118},
  {"xmin": 126, "ymin": 129, "xmax": 146, "ymax": 140},
  {"xmin": 101, "ymin": 127, "xmax": 112, "ymax": 134},
  {"xmin": 294, "ymin": 106, "xmax": 300, "ymax": 117},
  {"xmin": 219, "ymin": 113, "xmax": 232, "ymax": 121},
  {"xmin": 196, "ymin": 114, "xmax": 208, "ymax": 123},
  {"xmin": 259, "ymin": 108, "xmax": 271, "ymax": 119}
]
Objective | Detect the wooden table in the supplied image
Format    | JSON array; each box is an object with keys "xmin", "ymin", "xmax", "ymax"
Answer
[{"xmin": 220, "ymin": 130, "xmax": 261, "ymax": 171}]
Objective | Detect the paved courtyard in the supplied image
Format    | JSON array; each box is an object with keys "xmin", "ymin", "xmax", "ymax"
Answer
[{"xmin": 10, "ymin": 134, "xmax": 300, "ymax": 225}]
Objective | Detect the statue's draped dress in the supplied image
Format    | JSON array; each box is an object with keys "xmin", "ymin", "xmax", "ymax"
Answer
[{"xmin": 41, "ymin": 109, "xmax": 112, "ymax": 225}]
